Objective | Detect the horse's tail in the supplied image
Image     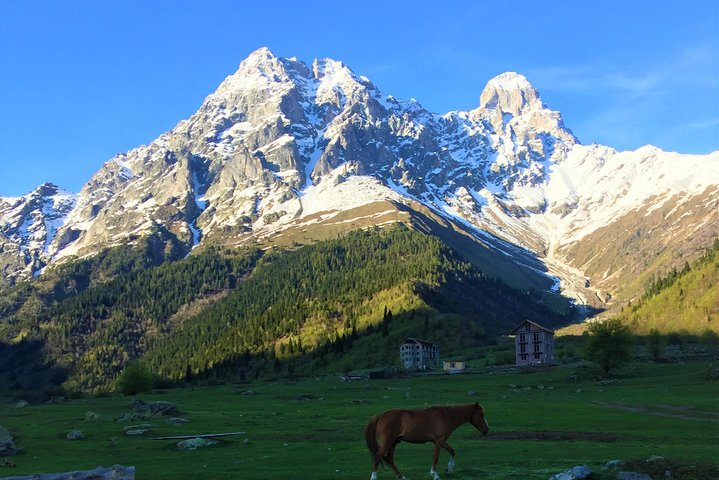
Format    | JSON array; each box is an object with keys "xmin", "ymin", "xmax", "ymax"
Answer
[{"xmin": 364, "ymin": 415, "xmax": 384, "ymax": 465}]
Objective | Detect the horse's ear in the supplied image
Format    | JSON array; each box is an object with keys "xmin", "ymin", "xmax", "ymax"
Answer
[{"xmin": 474, "ymin": 402, "xmax": 479, "ymax": 409}]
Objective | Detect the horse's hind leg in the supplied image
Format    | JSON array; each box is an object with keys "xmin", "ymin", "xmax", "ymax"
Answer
[
  {"xmin": 370, "ymin": 455, "xmax": 380, "ymax": 480},
  {"xmin": 385, "ymin": 444, "xmax": 408, "ymax": 480}
]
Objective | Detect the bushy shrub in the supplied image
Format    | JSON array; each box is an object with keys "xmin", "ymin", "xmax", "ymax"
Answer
[
  {"xmin": 583, "ymin": 319, "xmax": 633, "ymax": 375},
  {"xmin": 116, "ymin": 361, "xmax": 153, "ymax": 395}
]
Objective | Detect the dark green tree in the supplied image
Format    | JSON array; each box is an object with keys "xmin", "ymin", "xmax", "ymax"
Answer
[
  {"xmin": 583, "ymin": 319, "xmax": 633, "ymax": 375},
  {"xmin": 116, "ymin": 360, "xmax": 153, "ymax": 395},
  {"xmin": 647, "ymin": 328, "xmax": 665, "ymax": 362}
]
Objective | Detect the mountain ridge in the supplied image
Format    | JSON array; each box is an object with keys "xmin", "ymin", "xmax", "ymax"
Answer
[{"xmin": 1, "ymin": 47, "xmax": 717, "ymax": 311}]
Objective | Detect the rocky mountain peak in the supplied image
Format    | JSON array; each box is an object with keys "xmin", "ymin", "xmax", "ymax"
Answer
[
  {"xmin": 212, "ymin": 47, "xmax": 305, "ymax": 98},
  {"xmin": 479, "ymin": 72, "xmax": 542, "ymax": 115}
]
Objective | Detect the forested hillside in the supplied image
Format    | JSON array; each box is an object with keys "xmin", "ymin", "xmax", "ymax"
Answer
[
  {"xmin": 0, "ymin": 225, "xmax": 575, "ymax": 395},
  {"xmin": 615, "ymin": 238, "xmax": 719, "ymax": 334}
]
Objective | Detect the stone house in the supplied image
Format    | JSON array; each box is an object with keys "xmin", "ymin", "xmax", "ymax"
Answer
[
  {"xmin": 509, "ymin": 320, "xmax": 555, "ymax": 365},
  {"xmin": 400, "ymin": 337, "xmax": 439, "ymax": 369}
]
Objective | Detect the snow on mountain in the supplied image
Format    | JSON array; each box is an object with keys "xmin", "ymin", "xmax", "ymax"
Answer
[
  {"xmin": 0, "ymin": 183, "xmax": 76, "ymax": 284},
  {"xmin": 2, "ymin": 48, "xmax": 717, "ymax": 309}
]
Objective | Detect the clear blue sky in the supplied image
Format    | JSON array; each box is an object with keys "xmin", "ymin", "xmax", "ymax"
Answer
[{"xmin": 1, "ymin": 0, "xmax": 717, "ymax": 197}]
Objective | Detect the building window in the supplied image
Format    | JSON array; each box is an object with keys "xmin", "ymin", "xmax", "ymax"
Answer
[
  {"xmin": 533, "ymin": 333, "xmax": 540, "ymax": 342},
  {"xmin": 520, "ymin": 334, "xmax": 526, "ymax": 342}
]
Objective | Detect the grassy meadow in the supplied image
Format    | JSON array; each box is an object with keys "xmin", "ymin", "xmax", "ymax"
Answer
[{"xmin": 1, "ymin": 359, "xmax": 718, "ymax": 479}]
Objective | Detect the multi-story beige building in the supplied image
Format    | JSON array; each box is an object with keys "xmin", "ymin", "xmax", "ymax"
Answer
[
  {"xmin": 400, "ymin": 337, "xmax": 439, "ymax": 369},
  {"xmin": 509, "ymin": 320, "xmax": 555, "ymax": 365}
]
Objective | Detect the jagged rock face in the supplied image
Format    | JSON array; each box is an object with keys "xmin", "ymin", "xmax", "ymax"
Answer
[
  {"xmin": 0, "ymin": 183, "xmax": 76, "ymax": 285},
  {"xmin": 1, "ymin": 48, "xmax": 717, "ymax": 307}
]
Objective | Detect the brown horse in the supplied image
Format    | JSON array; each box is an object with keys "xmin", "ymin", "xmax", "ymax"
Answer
[{"xmin": 365, "ymin": 403, "xmax": 489, "ymax": 480}]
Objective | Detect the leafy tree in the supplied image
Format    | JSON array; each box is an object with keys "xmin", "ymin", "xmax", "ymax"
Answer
[
  {"xmin": 583, "ymin": 319, "xmax": 634, "ymax": 375},
  {"xmin": 116, "ymin": 360, "xmax": 153, "ymax": 395},
  {"xmin": 647, "ymin": 328, "xmax": 665, "ymax": 362}
]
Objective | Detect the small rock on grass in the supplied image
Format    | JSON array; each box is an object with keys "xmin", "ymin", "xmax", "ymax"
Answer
[
  {"xmin": 549, "ymin": 465, "xmax": 593, "ymax": 480},
  {"xmin": 66, "ymin": 430, "xmax": 84, "ymax": 440},
  {"xmin": 177, "ymin": 438, "xmax": 218, "ymax": 450},
  {"xmin": 0, "ymin": 426, "xmax": 17, "ymax": 455},
  {"xmin": 84, "ymin": 411, "xmax": 101, "ymax": 421},
  {"xmin": 166, "ymin": 417, "xmax": 190, "ymax": 425}
]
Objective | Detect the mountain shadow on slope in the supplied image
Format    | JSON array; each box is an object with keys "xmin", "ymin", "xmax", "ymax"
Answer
[{"xmin": 0, "ymin": 339, "xmax": 69, "ymax": 402}]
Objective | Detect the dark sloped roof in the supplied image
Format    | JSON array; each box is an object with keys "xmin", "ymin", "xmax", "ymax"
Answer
[
  {"xmin": 508, "ymin": 319, "xmax": 554, "ymax": 335},
  {"xmin": 401, "ymin": 337, "xmax": 438, "ymax": 348}
]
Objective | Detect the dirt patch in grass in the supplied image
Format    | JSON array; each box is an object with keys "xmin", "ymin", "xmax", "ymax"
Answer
[
  {"xmin": 593, "ymin": 401, "xmax": 719, "ymax": 422},
  {"xmin": 482, "ymin": 431, "xmax": 626, "ymax": 442},
  {"xmin": 621, "ymin": 457, "xmax": 719, "ymax": 480}
]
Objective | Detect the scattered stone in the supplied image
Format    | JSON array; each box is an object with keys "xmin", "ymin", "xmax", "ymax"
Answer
[
  {"xmin": 125, "ymin": 429, "xmax": 148, "ymax": 436},
  {"xmin": 0, "ymin": 426, "xmax": 18, "ymax": 456},
  {"xmin": 166, "ymin": 417, "xmax": 190, "ymax": 425},
  {"xmin": 116, "ymin": 413, "xmax": 147, "ymax": 423},
  {"xmin": 0, "ymin": 464, "xmax": 135, "ymax": 479},
  {"xmin": 536, "ymin": 384, "xmax": 545, "ymax": 390},
  {"xmin": 84, "ymin": 411, "xmax": 100, "ymax": 421},
  {"xmin": 521, "ymin": 386, "xmax": 532, "ymax": 392},
  {"xmin": 646, "ymin": 455, "xmax": 665, "ymax": 462},
  {"xmin": 239, "ymin": 389, "xmax": 257, "ymax": 395},
  {"xmin": 176, "ymin": 437, "xmax": 218, "ymax": 451},
  {"xmin": 507, "ymin": 384, "xmax": 517, "ymax": 389},
  {"xmin": 467, "ymin": 390, "xmax": 477, "ymax": 397},
  {"xmin": 604, "ymin": 460, "xmax": 623, "ymax": 470},
  {"xmin": 131, "ymin": 399, "xmax": 178, "ymax": 417},
  {"xmin": 12, "ymin": 400, "xmax": 28, "ymax": 408},
  {"xmin": 46, "ymin": 396, "xmax": 65, "ymax": 405},
  {"xmin": 351, "ymin": 399, "xmax": 367, "ymax": 404},
  {"xmin": 66, "ymin": 430, "xmax": 84, "ymax": 440},
  {"xmin": 617, "ymin": 472, "xmax": 652, "ymax": 480},
  {"xmin": 575, "ymin": 388, "xmax": 583, "ymax": 394},
  {"xmin": 122, "ymin": 424, "xmax": 154, "ymax": 432},
  {"xmin": 549, "ymin": 465, "xmax": 593, "ymax": 480},
  {"xmin": 567, "ymin": 375, "xmax": 578, "ymax": 382}
]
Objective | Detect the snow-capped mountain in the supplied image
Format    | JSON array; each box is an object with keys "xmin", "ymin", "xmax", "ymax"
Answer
[
  {"xmin": 2, "ymin": 47, "xmax": 718, "ymax": 308},
  {"xmin": 0, "ymin": 183, "xmax": 76, "ymax": 284}
]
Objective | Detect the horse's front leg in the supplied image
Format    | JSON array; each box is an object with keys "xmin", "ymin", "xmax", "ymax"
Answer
[
  {"xmin": 430, "ymin": 442, "xmax": 442, "ymax": 480},
  {"xmin": 439, "ymin": 439, "xmax": 456, "ymax": 473}
]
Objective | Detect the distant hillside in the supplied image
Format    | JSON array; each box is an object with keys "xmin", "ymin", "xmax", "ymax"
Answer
[
  {"xmin": 0, "ymin": 225, "xmax": 575, "ymax": 394},
  {"xmin": 611, "ymin": 238, "xmax": 719, "ymax": 335}
]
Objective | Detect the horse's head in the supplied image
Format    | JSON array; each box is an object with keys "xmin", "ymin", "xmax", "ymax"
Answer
[{"xmin": 470, "ymin": 402, "xmax": 489, "ymax": 436}]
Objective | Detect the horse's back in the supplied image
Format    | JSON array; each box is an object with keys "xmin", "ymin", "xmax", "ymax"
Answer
[{"xmin": 374, "ymin": 407, "xmax": 440, "ymax": 443}]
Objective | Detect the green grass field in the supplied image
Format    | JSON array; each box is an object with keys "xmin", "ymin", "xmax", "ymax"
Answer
[{"xmin": 1, "ymin": 360, "xmax": 718, "ymax": 479}]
